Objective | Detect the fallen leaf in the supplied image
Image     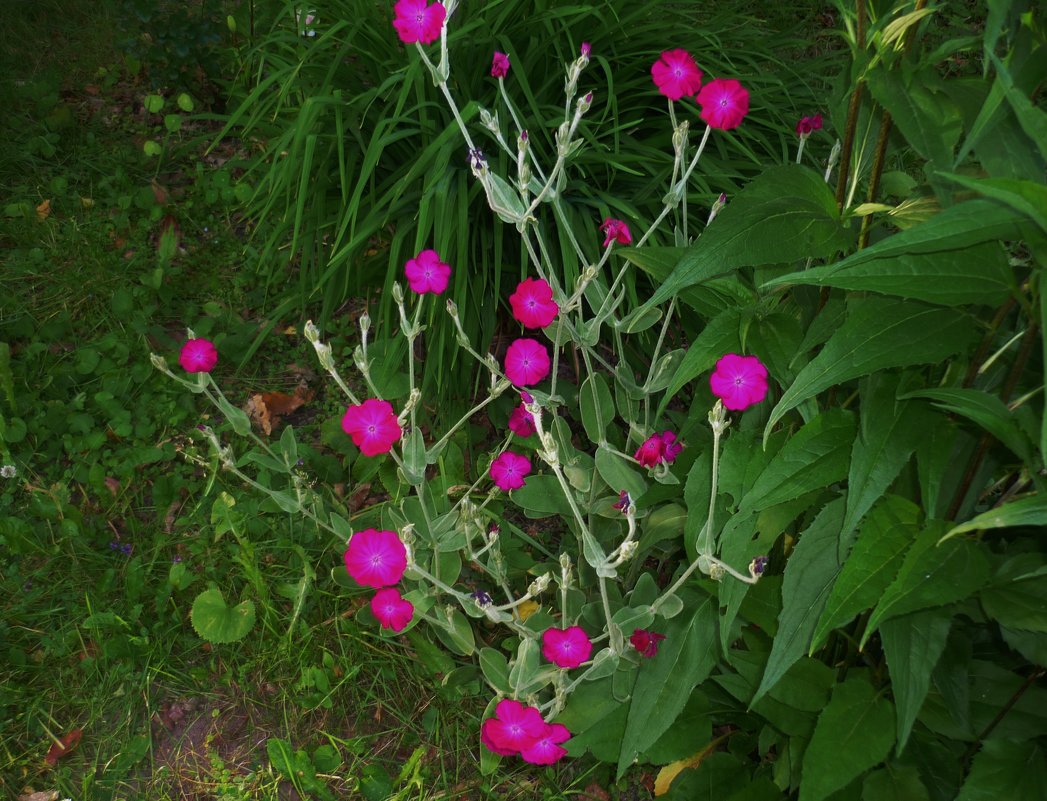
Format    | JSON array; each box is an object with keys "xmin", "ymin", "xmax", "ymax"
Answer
[
  {"xmin": 43, "ymin": 728, "xmax": 82, "ymax": 766},
  {"xmin": 104, "ymin": 477, "xmax": 120, "ymax": 497},
  {"xmin": 18, "ymin": 790, "xmax": 59, "ymax": 801},
  {"xmin": 150, "ymin": 180, "xmax": 169, "ymax": 205},
  {"xmin": 654, "ymin": 742, "xmax": 717, "ymax": 796},
  {"xmin": 244, "ymin": 382, "xmax": 314, "ymax": 435},
  {"xmin": 35, "ymin": 199, "xmax": 51, "ymax": 222},
  {"xmin": 578, "ymin": 783, "xmax": 611, "ymax": 801},
  {"xmin": 514, "ymin": 600, "xmax": 539, "ymax": 623}
]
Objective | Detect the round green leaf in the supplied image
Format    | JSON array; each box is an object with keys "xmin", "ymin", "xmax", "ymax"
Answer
[
  {"xmin": 190, "ymin": 588, "xmax": 255, "ymax": 643},
  {"xmin": 144, "ymin": 94, "xmax": 164, "ymax": 113},
  {"xmin": 176, "ymin": 92, "xmax": 194, "ymax": 112}
]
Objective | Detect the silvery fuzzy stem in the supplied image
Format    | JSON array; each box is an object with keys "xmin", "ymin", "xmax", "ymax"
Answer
[
  {"xmin": 635, "ymin": 124, "xmax": 712, "ymax": 250},
  {"xmin": 824, "ymin": 139, "xmax": 842, "ymax": 184},
  {"xmin": 429, "ymin": 380, "xmax": 508, "ymax": 458},
  {"xmin": 641, "ymin": 296, "xmax": 677, "ymax": 430},
  {"xmin": 796, "ymin": 134, "xmax": 808, "ymax": 164}
]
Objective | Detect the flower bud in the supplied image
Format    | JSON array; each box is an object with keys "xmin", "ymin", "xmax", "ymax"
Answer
[
  {"xmin": 446, "ymin": 299, "xmax": 459, "ymax": 319},
  {"xmin": 528, "ymin": 572, "xmax": 552, "ymax": 596},
  {"xmin": 709, "ymin": 563, "xmax": 726, "ymax": 581},
  {"xmin": 579, "ymin": 42, "xmax": 591, "ymax": 61},
  {"xmin": 707, "ymin": 192, "xmax": 727, "ymax": 225},
  {"xmin": 303, "ymin": 320, "xmax": 320, "ymax": 343},
  {"xmin": 359, "ymin": 312, "xmax": 371, "ymax": 335},
  {"xmin": 313, "ymin": 341, "xmax": 334, "ymax": 371},
  {"xmin": 479, "ymin": 106, "xmax": 500, "ymax": 135},
  {"xmin": 150, "ymin": 353, "xmax": 169, "ymax": 372},
  {"xmin": 467, "ymin": 147, "xmax": 488, "ymax": 175},
  {"xmin": 391, "ymin": 281, "xmax": 404, "ymax": 305},
  {"xmin": 577, "ymin": 91, "xmax": 593, "ymax": 114},
  {"xmin": 708, "ymin": 399, "xmax": 730, "ymax": 435}
]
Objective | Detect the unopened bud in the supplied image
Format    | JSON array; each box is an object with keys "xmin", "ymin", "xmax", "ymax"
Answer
[
  {"xmin": 577, "ymin": 91, "xmax": 593, "ymax": 114},
  {"xmin": 303, "ymin": 320, "xmax": 320, "ymax": 343},
  {"xmin": 359, "ymin": 312, "xmax": 370, "ymax": 335},
  {"xmin": 479, "ymin": 106, "xmax": 500, "ymax": 135},
  {"xmin": 391, "ymin": 281, "xmax": 404, "ymax": 305},
  {"xmin": 446, "ymin": 299, "xmax": 459, "ymax": 319},
  {"xmin": 579, "ymin": 42, "xmax": 591, "ymax": 61},
  {"xmin": 150, "ymin": 353, "xmax": 169, "ymax": 372},
  {"xmin": 528, "ymin": 572, "xmax": 552, "ymax": 596},
  {"xmin": 559, "ymin": 552, "xmax": 572, "ymax": 572},
  {"xmin": 707, "ymin": 192, "xmax": 727, "ymax": 226},
  {"xmin": 709, "ymin": 563, "xmax": 726, "ymax": 581},
  {"xmin": 313, "ymin": 341, "xmax": 334, "ymax": 371}
]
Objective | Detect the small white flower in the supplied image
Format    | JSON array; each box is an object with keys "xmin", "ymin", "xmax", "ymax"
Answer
[{"xmin": 0, "ymin": 465, "xmax": 16, "ymax": 479}]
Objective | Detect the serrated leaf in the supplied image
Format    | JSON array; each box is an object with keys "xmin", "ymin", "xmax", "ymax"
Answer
[
  {"xmin": 943, "ymin": 494, "xmax": 1047, "ymax": 540},
  {"xmin": 863, "ymin": 526, "xmax": 991, "ymax": 647},
  {"xmin": 753, "ymin": 499, "xmax": 847, "ymax": 703},
  {"xmin": 811, "ymin": 496, "xmax": 921, "ymax": 653},
  {"xmin": 617, "ymin": 595, "xmax": 718, "ymax": 778},
  {"xmin": 629, "ymin": 165, "xmax": 851, "ymax": 318},
  {"xmin": 762, "ymin": 241, "xmax": 1012, "ymax": 307},
  {"xmin": 190, "ymin": 588, "xmax": 256, "ymax": 643},
  {"xmin": 982, "ymin": 573, "xmax": 1047, "ymax": 633},
  {"xmin": 867, "ymin": 68, "xmax": 961, "ymax": 167},
  {"xmin": 881, "ymin": 608, "xmax": 952, "ymax": 752},
  {"xmin": 955, "ymin": 739, "xmax": 1047, "ymax": 801},
  {"xmin": 901, "ymin": 387, "xmax": 1034, "ymax": 464},
  {"xmin": 764, "ymin": 299, "xmax": 978, "ymax": 438},
  {"xmin": 841, "ymin": 374, "xmax": 927, "ymax": 540},
  {"xmin": 861, "ymin": 764, "xmax": 931, "ymax": 801},
  {"xmin": 740, "ymin": 409, "xmax": 855, "ymax": 516},
  {"xmin": 799, "ymin": 679, "xmax": 896, "ymax": 801}
]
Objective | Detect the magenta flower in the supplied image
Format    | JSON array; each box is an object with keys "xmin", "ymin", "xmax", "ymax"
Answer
[
  {"xmin": 634, "ymin": 434, "xmax": 664, "ymax": 468},
  {"xmin": 504, "ymin": 338, "xmax": 550, "ymax": 386},
  {"xmin": 481, "ymin": 699, "xmax": 547, "ymax": 756},
  {"xmin": 490, "ymin": 451, "xmax": 532, "ymax": 491},
  {"xmin": 404, "ymin": 249, "xmax": 451, "ymax": 294},
  {"xmin": 490, "ymin": 51, "xmax": 510, "ymax": 78},
  {"xmin": 520, "ymin": 722, "xmax": 571, "ymax": 765},
  {"xmin": 599, "ymin": 217, "xmax": 632, "ymax": 248},
  {"xmin": 344, "ymin": 528, "xmax": 407, "ymax": 588},
  {"xmin": 695, "ymin": 78, "xmax": 750, "ymax": 131},
  {"xmin": 612, "ymin": 490, "xmax": 631, "ymax": 513},
  {"xmin": 341, "ymin": 398, "xmax": 402, "ymax": 456},
  {"xmin": 392, "ymin": 0, "xmax": 445, "ymax": 45},
  {"xmin": 651, "ymin": 49, "xmax": 703, "ymax": 101},
  {"xmin": 659, "ymin": 431, "xmax": 683, "ymax": 464},
  {"xmin": 509, "ymin": 277, "xmax": 559, "ymax": 328},
  {"xmin": 179, "ymin": 339, "xmax": 218, "ymax": 373},
  {"xmin": 580, "ymin": 41, "xmax": 591, "ymax": 60},
  {"xmin": 371, "ymin": 587, "xmax": 414, "ymax": 632},
  {"xmin": 542, "ymin": 626, "xmax": 592, "ymax": 669},
  {"xmin": 709, "ymin": 353, "xmax": 769, "ymax": 411},
  {"xmin": 630, "ymin": 628, "xmax": 666, "ymax": 658},
  {"xmin": 508, "ymin": 403, "xmax": 536, "ymax": 438},
  {"xmin": 796, "ymin": 114, "xmax": 823, "ymax": 136}
]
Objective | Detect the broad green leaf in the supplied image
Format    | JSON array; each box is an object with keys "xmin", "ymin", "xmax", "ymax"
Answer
[
  {"xmin": 508, "ymin": 637, "xmax": 539, "ymax": 693},
  {"xmin": 862, "ymin": 764, "xmax": 931, "ymax": 801},
  {"xmin": 753, "ymin": 499, "xmax": 847, "ymax": 703},
  {"xmin": 762, "ymin": 242, "xmax": 1012, "ymax": 307},
  {"xmin": 579, "ymin": 374, "xmax": 614, "ymax": 442},
  {"xmin": 764, "ymin": 299, "xmax": 978, "ymax": 438},
  {"xmin": 990, "ymin": 52, "xmax": 1047, "ymax": 165},
  {"xmin": 617, "ymin": 246, "xmax": 755, "ymax": 319},
  {"xmin": 595, "ymin": 446, "xmax": 647, "ymax": 502},
  {"xmin": 740, "ymin": 409, "xmax": 855, "ymax": 516},
  {"xmin": 661, "ymin": 308, "xmax": 743, "ymax": 405},
  {"xmin": 190, "ymin": 587, "xmax": 256, "ymax": 644},
  {"xmin": 841, "ymin": 374, "xmax": 928, "ymax": 540},
  {"xmin": 726, "ymin": 650, "xmax": 833, "ymax": 737},
  {"xmin": 938, "ymin": 173, "xmax": 1047, "ymax": 235},
  {"xmin": 902, "ymin": 387, "xmax": 1035, "ymax": 464},
  {"xmin": 511, "ymin": 475, "xmax": 573, "ymax": 517},
  {"xmin": 811, "ymin": 496, "xmax": 921, "ymax": 653},
  {"xmin": 663, "ymin": 752, "xmax": 749, "ymax": 801},
  {"xmin": 942, "ymin": 494, "xmax": 1047, "ymax": 540},
  {"xmin": 867, "ymin": 68, "xmax": 961, "ymax": 167},
  {"xmin": 629, "ymin": 165, "xmax": 851, "ymax": 317},
  {"xmin": 643, "ymin": 691, "xmax": 713, "ymax": 765},
  {"xmin": 401, "ymin": 427, "xmax": 425, "ymax": 485},
  {"xmin": 432, "ymin": 608, "xmax": 474, "ymax": 656},
  {"xmin": 279, "ymin": 424, "xmax": 298, "ymax": 468},
  {"xmin": 863, "ymin": 526, "xmax": 991, "ymax": 647},
  {"xmin": 799, "ymin": 679, "xmax": 896, "ymax": 801},
  {"xmin": 881, "ymin": 609, "xmax": 952, "ymax": 752},
  {"xmin": 617, "ymin": 595, "xmax": 718, "ymax": 778},
  {"xmin": 558, "ymin": 674, "xmax": 632, "ymax": 763},
  {"xmin": 479, "ymin": 647, "xmax": 511, "ymax": 694},
  {"xmin": 956, "ymin": 740, "xmax": 1047, "ymax": 801},
  {"xmin": 982, "ymin": 573, "xmax": 1047, "ymax": 633},
  {"xmin": 1001, "ymin": 627, "xmax": 1047, "ymax": 667}
]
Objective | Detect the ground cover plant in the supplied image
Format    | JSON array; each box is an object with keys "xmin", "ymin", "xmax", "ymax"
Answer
[
  {"xmin": 5, "ymin": 0, "xmax": 1047, "ymax": 800},
  {"xmin": 153, "ymin": 0, "xmax": 1047, "ymax": 799}
]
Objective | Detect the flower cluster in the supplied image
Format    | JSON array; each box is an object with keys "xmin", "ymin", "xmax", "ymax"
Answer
[
  {"xmin": 634, "ymin": 430, "xmax": 683, "ymax": 468},
  {"xmin": 651, "ymin": 48, "xmax": 749, "ymax": 130},
  {"xmin": 481, "ymin": 699, "xmax": 571, "ymax": 764},
  {"xmin": 344, "ymin": 528, "xmax": 415, "ymax": 632}
]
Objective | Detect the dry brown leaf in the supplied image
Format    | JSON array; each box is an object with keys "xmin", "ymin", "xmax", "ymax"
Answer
[
  {"xmin": 18, "ymin": 790, "xmax": 59, "ymax": 801},
  {"xmin": 35, "ymin": 199, "xmax": 51, "ymax": 222},
  {"xmin": 43, "ymin": 728, "xmax": 82, "ymax": 766},
  {"xmin": 244, "ymin": 383, "xmax": 314, "ymax": 435},
  {"xmin": 104, "ymin": 477, "xmax": 120, "ymax": 497}
]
